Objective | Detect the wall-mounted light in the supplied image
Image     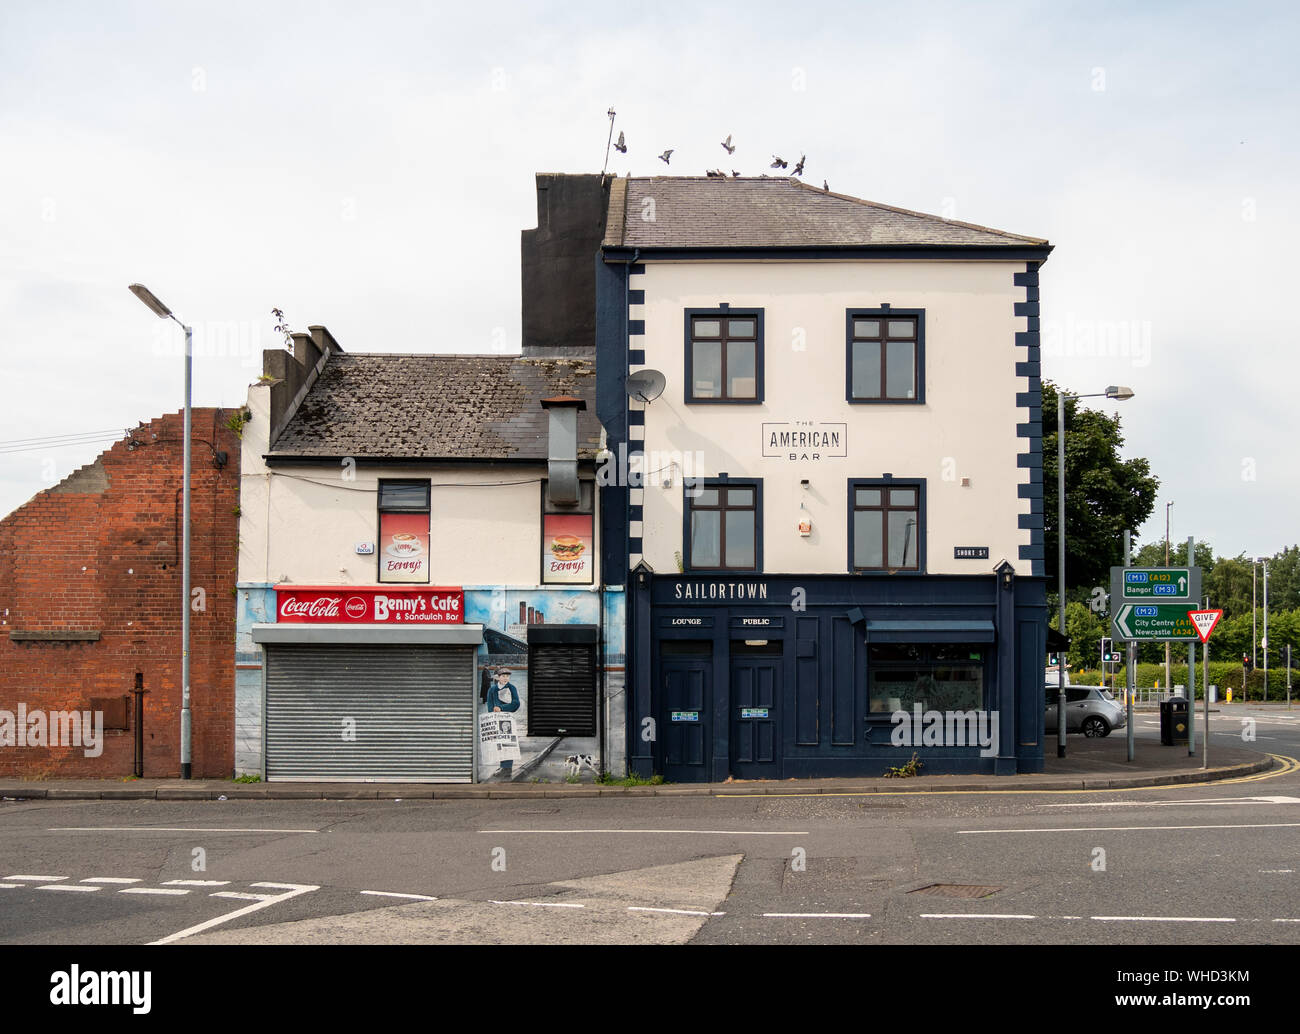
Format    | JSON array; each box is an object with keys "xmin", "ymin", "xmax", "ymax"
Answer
[
  {"xmin": 995, "ymin": 559, "xmax": 1016, "ymax": 591},
  {"xmin": 798, "ymin": 501, "xmax": 812, "ymax": 537}
]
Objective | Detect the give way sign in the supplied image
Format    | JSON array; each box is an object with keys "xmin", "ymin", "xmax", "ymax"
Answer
[{"xmin": 1187, "ymin": 609, "xmax": 1223, "ymax": 644}]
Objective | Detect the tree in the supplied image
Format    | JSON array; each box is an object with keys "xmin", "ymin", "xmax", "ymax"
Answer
[{"xmin": 1042, "ymin": 382, "xmax": 1160, "ymax": 600}]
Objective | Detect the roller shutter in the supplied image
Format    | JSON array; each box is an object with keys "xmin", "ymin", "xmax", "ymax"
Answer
[
  {"xmin": 265, "ymin": 644, "xmax": 475, "ymax": 781},
  {"xmin": 527, "ymin": 643, "xmax": 597, "ymax": 736}
]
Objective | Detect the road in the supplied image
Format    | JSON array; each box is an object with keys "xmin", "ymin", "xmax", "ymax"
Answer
[{"xmin": 2, "ymin": 705, "xmax": 1298, "ymax": 946}]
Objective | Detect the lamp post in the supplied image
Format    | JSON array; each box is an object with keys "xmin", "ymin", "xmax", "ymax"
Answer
[
  {"xmin": 1259, "ymin": 558, "xmax": 1269, "ymax": 701},
  {"xmin": 1056, "ymin": 384, "xmax": 1134, "ymax": 759},
  {"xmin": 1164, "ymin": 501, "xmax": 1174, "ymax": 694},
  {"xmin": 129, "ymin": 283, "xmax": 193, "ymax": 780}
]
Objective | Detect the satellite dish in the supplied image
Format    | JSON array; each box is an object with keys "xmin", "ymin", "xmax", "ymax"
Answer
[{"xmin": 626, "ymin": 368, "xmax": 666, "ymax": 403}]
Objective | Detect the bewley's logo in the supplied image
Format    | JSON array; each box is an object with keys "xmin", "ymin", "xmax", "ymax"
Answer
[
  {"xmin": 890, "ymin": 706, "xmax": 1000, "ymax": 758},
  {"xmin": 50, "ymin": 965, "xmax": 151, "ymax": 1014},
  {"xmin": 280, "ymin": 596, "xmax": 341, "ymax": 619}
]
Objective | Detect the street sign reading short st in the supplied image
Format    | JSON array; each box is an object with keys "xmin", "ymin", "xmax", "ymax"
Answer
[{"xmin": 1112, "ymin": 603, "xmax": 1199, "ymax": 641}]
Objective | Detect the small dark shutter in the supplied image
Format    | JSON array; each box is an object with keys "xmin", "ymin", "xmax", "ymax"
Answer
[{"xmin": 527, "ymin": 644, "xmax": 596, "ymax": 736}]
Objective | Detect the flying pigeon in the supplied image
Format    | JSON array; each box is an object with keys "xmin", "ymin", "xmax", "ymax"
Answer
[
  {"xmin": 614, "ymin": 131, "xmax": 627, "ymax": 154},
  {"xmin": 793, "ymin": 154, "xmax": 805, "ymax": 176},
  {"xmin": 658, "ymin": 149, "xmax": 673, "ymax": 164},
  {"xmin": 721, "ymin": 134, "xmax": 736, "ymax": 154},
  {"xmin": 770, "ymin": 155, "xmax": 788, "ymax": 169}
]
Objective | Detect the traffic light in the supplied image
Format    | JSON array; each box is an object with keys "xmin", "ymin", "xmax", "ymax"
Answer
[{"xmin": 1243, "ymin": 654, "xmax": 1253, "ymax": 671}]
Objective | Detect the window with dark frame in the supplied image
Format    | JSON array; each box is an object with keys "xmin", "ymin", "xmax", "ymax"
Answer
[
  {"xmin": 849, "ymin": 313, "xmax": 920, "ymax": 401},
  {"xmin": 687, "ymin": 312, "xmax": 761, "ymax": 402},
  {"xmin": 686, "ymin": 481, "xmax": 759, "ymax": 571},
  {"xmin": 851, "ymin": 483, "xmax": 920, "ymax": 571},
  {"xmin": 377, "ymin": 479, "xmax": 431, "ymax": 584},
  {"xmin": 867, "ymin": 643, "xmax": 987, "ymax": 713}
]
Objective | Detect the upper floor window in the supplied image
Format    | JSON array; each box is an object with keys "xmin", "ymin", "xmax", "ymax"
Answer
[
  {"xmin": 685, "ymin": 308, "xmax": 764, "ymax": 403},
  {"xmin": 685, "ymin": 478, "xmax": 761, "ymax": 571},
  {"xmin": 849, "ymin": 478, "xmax": 924, "ymax": 572},
  {"xmin": 378, "ymin": 479, "xmax": 431, "ymax": 583},
  {"xmin": 847, "ymin": 308, "xmax": 924, "ymax": 403}
]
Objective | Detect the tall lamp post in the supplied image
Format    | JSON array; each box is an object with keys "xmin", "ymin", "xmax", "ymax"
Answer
[
  {"xmin": 1164, "ymin": 501, "xmax": 1174, "ymax": 694},
  {"xmin": 1259, "ymin": 557, "xmax": 1269, "ymax": 700},
  {"xmin": 129, "ymin": 284, "xmax": 193, "ymax": 780},
  {"xmin": 1056, "ymin": 384, "xmax": 1135, "ymax": 759}
]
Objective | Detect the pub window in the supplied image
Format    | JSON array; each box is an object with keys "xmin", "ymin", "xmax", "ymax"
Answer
[
  {"xmin": 685, "ymin": 478, "xmax": 761, "ymax": 572},
  {"xmin": 685, "ymin": 309, "xmax": 763, "ymax": 402},
  {"xmin": 867, "ymin": 643, "xmax": 987, "ymax": 713},
  {"xmin": 377, "ymin": 479, "xmax": 431, "ymax": 584},
  {"xmin": 847, "ymin": 309, "xmax": 924, "ymax": 403},
  {"xmin": 541, "ymin": 479, "xmax": 595, "ymax": 585},
  {"xmin": 849, "ymin": 479, "xmax": 924, "ymax": 572}
]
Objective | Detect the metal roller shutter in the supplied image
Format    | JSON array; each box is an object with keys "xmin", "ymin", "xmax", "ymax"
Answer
[
  {"xmin": 527, "ymin": 644, "xmax": 597, "ymax": 736},
  {"xmin": 265, "ymin": 644, "xmax": 475, "ymax": 781}
]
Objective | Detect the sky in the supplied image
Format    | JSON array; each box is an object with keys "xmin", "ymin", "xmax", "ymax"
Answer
[{"xmin": 1, "ymin": 0, "xmax": 1296, "ymax": 557}]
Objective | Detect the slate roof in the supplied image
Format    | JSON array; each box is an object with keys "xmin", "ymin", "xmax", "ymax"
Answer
[
  {"xmin": 268, "ymin": 354, "xmax": 599, "ymax": 461},
  {"xmin": 603, "ymin": 176, "xmax": 1049, "ymax": 250}
]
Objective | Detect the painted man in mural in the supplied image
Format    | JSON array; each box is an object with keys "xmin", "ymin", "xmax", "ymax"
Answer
[{"xmin": 487, "ymin": 667, "xmax": 522, "ymax": 778}]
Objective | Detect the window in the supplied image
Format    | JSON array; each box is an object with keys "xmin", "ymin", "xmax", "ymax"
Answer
[
  {"xmin": 847, "ymin": 308, "xmax": 923, "ymax": 403},
  {"xmin": 868, "ymin": 643, "xmax": 987, "ymax": 713},
  {"xmin": 541, "ymin": 479, "xmax": 594, "ymax": 585},
  {"xmin": 685, "ymin": 309, "xmax": 763, "ymax": 402},
  {"xmin": 527, "ymin": 642, "xmax": 597, "ymax": 736},
  {"xmin": 378, "ymin": 479, "xmax": 431, "ymax": 583},
  {"xmin": 849, "ymin": 479, "xmax": 924, "ymax": 572},
  {"xmin": 685, "ymin": 478, "xmax": 761, "ymax": 571}
]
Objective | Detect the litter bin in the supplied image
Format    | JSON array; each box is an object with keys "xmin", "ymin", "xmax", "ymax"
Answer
[{"xmin": 1160, "ymin": 697, "xmax": 1190, "ymax": 746}]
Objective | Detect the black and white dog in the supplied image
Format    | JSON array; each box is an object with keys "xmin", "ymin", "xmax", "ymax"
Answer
[{"xmin": 564, "ymin": 753, "xmax": 600, "ymax": 777}]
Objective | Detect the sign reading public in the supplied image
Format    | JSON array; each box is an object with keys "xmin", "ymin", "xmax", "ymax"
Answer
[{"xmin": 276, "ymin": 586, "xmax": 464, "ymax": 624}]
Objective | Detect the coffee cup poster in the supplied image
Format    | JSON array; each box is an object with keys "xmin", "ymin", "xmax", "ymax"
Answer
[
  {"xmin": 378, "ymin": 512, "xmax": 430, "ymax": 583},
  {"xmin": 542, "ymin": 514, "xmax": 593, "ymax": 584}
]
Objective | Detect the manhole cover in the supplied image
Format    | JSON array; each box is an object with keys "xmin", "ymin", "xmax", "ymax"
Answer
[{"xmin": 908, "ymin": 883, "xmax": 1003, "ymax": 899}]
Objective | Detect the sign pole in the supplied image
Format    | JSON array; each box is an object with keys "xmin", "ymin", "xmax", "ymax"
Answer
[
  {"xmin": 1203, "ymin": 635, "xmax": 1209, "ymax": 770},
  {"xmin": 1187, "ymin": 606, "xmax": 1223, "ymax": 769},
  {"xmin": 1187, "ymin": 536, "xmax": 1195, "ymax": 756},
  {"xmin": 1124, "ymin": 530, "xmax": 1135, "ymax": 763}
]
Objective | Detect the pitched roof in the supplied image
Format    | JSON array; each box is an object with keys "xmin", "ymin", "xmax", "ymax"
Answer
[
  {"xmin": 603, "ymin": 176, "xmax": 1048, "ymax": 250},
  {"xmin": 268, "ymin": 354, "xmax": 600, "ymax": 461}
]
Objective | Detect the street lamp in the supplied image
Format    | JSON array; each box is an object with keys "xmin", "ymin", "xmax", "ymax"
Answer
[
  {"xmin": 1056, "ymin": 384, "xmax": 1134, "ymax": 759},
  {"xmin": 129, "ymin": 284, "xmax": 193, "ymax": 780},
  {"xmin": 1258, "ymin": 557, "xmax": 1269, "ymax": 700},
  {"xmin": 1164, "ymin": 501, "xmax": 1174, "ymax": 694}
]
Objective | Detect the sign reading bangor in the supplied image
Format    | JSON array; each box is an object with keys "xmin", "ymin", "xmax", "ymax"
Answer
[
  {"xmin": 1109, "ymin": 566, "xmax": 1202, "ymax": 641},
  {"xmin": 1118, "ymin": 568, "xmax": 1194, "ymax": 599}
]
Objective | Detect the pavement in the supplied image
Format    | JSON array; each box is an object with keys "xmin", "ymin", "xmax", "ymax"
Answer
[{"xmin": 0, "ymin": 732, "xmax": 1273, "ymax": 800}]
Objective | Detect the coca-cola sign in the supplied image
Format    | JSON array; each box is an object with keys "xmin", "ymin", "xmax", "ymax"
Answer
[{"xmin": 276, "ymin": 586, "xmax": 464, "ymax": 624}]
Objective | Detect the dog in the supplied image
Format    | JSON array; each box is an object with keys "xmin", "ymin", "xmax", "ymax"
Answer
[{"xmin": 564, "ymin": 753, "xmax": 600, "ymax": 777}]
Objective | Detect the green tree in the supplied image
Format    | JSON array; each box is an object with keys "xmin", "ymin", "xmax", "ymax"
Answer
[{"xmin": 1043, "ymin": 381, "xmax": 1160, "ymax": 600}]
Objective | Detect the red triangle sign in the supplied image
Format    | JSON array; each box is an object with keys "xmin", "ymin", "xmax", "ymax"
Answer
[{"xmin": 1187, "ymin": 609, "xmax": 1222, "ymax": 643}]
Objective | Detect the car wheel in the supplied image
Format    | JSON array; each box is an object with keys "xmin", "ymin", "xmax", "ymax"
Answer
[{"xmin": 1082, "ymin": 716, "xmax": 1109, "ymax": 738}]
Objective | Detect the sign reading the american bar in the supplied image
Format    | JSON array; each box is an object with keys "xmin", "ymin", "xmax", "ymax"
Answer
[
  {"xmin": 761, "ymin": 421, "xmax": 848, "ymax": 461},
  {"xmin": 276, "ymin": 586, "xmax": 464, "ymax": 624}
]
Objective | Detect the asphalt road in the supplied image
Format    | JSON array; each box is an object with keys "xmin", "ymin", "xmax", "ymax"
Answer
[{"xmin": 2, "ymin": 706, "xmax": 1298, "ymax": 946}]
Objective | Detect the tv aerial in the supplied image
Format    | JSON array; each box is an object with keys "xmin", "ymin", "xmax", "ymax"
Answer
[{"xmin": 626, "ymin": 369, "xmax": 666, "ymax": 404}]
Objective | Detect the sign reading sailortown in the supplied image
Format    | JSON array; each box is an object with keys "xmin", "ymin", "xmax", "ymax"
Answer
[
  {"xmin": 672, "ymin": 581, "xmax": 772, "ymax": 601},
  {"xmin": 761, "ymin": 421, "xmax": 848, "ymax": 461}
]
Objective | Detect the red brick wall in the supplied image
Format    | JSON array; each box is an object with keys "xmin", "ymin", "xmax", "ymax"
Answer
[{"xmin": 0, "ymin": 409, "xmax": 240, "ymax": 778}]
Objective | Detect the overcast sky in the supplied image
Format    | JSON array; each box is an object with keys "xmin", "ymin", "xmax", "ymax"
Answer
[{"xmin": 2, "ymin": 0, "xmax": 1295, "ymax": 558}]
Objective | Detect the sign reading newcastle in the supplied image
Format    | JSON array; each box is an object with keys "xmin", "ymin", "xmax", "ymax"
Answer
[
  {"xmin": 762, "ymin": 421, "xmax": 848, "ymax": 460},
  {"xmin": 1109, "ymin": 566, "xmax": 1201, "ymax": 640}
]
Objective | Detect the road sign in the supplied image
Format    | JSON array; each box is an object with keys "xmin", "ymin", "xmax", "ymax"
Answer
[
  {"xmin": 1111, "ymin": 567, "xmax": 1198, "ymax": 601},
  {"xmin": 1187, "ymin": 609, "xmax": 1222, "ymax": 643},
  {"xmin": 1112, "ymin": 603, "xmax": 1199, "ymax": 641}
]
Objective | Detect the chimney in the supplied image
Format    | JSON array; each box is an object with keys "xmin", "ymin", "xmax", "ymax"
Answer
[
  {"xmin": 521, "ymin": 173, "xmax": 611, "ymax": 357},
  {"xmin": 541, "ymin": 396, "xmax": 586, "ymax": 506}
]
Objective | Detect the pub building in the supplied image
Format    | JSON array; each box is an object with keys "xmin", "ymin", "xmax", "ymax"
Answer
[
  {"xmin": 233, "ymin": 177, "xmax": 626, "ymax": 781},
  {"xmin": 595, "ymin": 175, "xmax": 1054, "ymax": 778}
]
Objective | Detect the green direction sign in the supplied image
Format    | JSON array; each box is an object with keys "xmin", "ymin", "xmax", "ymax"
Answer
[
  {"xmin": 1116, "ymin": 568, "xmax": 1193, "ymax": 600},
  {"xmin": 1112, "ymin": 604, "xmax": 1200, "ymax": 641}
]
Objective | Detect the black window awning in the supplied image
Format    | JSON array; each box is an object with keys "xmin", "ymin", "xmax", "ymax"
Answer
[
  {"xmin": 526, "ymin": 624, "xmax": 598, "ymax": 645},
  {"xmin": 865, "ymin": 620, "xmax": 995, "ymax": 644}
]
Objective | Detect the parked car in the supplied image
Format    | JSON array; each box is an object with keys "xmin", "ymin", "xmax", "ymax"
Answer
[{"xmin": 1044, "ymin": 685, "xmax": 1127, "ymax": 737}]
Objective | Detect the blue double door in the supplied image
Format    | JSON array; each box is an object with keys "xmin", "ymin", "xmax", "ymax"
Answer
[{"xmin": 661, "ymin": 639, "xmax": 782, "ymax": 782}]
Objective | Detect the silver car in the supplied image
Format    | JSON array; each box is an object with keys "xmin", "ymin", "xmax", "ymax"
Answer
[{"xmin": 1044, "ymin": 685, "xmax": 1127, "ymax": 738}]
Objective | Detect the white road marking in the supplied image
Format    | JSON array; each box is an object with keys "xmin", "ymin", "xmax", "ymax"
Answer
[
  {"xmin": 150, "ymin": 882, "xmax": 319, "ymax": 945},
  {"xmin": 360, "ymin": 890, "xmax": 438, "ymax": 901},
  {"xmin": 921, "ymin": 913, "xmax": 1036, "ymax": 920},
  {"xmin": 121, "ymin": 887, "xmax": 190, "ymax": 896},
  {"xmin": 479, "ymin": 828, "xmax": 808, "ymax": 836},
  {"xmin": 961, "ymin": 822, "xmax": 1300, "ymax": 834},
  {"xmin": 489, "ymin": 899, "xmax": 585, "ymax": 909},
  {"xmin": 1260, "ymin": 869, "xmax": 1294, "ymax": 874},
  {"xmin": 0, "ymin": 884, "xmax": 19, "ymax": 889},
  {"xmin": 50, "ymin": 827, "xmax": 317, "ymax": 834},
  {"xmin": 39, "ymin": 884, "xmax": 100, "ymax": 892},
  {"xmin": 164, "ymin": 879, "xmax": 231, "ymax": 886},
  {"xmin": 1092, "ymin": 915, "xmax": 1235, "ymax": 923},
  {"xmin": 762, "ymin": 912, "xmax": 872, "ymax": 918},
  {"xmin": 211, "ymin": 892, "xmax": 272, "ymax": 901},
  {"xmin": 1273, "ymin": 919, "xmax": 1300, "ymax": 923},
  {"xmin": 628, "ymin": 906, "xmax": 725, "ymax": 916},
  {"xmin": 82, "ymin": 877, "xmax": 142, "ymax": 884},
  {"xmin": 1041, "ymin": 795, "xmax": 1300, "ymax": 809},
  {"xmin": 6, "ymin": 874, "xmax": 66, "ymax": 882}
]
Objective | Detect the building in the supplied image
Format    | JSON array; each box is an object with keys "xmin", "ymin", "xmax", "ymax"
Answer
[
  {"xmin": 0, "ymin": 410, "xmax": 240, "ymax": 778},
  {"xmin": 234, "ymin": 176, "xmax": 627, "ymax": 782},
  {"xmin": 595, "ymin": 176, "xmax": 1052, "ymax": 778}
]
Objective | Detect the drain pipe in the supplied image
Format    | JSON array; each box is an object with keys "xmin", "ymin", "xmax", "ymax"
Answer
[{"xmin": 131, "ymin": 672, "xmax": 147, "ymax": 777}]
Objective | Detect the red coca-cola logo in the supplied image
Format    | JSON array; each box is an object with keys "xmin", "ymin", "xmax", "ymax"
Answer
[
  {"xmin": 280, "ymin": 596, "xmax": 342, "ymax": 619},
  {"xmin": 344, "ymin": 596, "xmax": 367, "ymax": 619}
]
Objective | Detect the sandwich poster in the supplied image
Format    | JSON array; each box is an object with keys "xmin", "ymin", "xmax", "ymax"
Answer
[{"xmin": 542, "ymin": 514, "xmax": 593, "ymax": 584}]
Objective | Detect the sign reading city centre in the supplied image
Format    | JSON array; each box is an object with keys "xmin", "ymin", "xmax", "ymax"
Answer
[{"xmin": 1108, "ymin": 566, "xmax": 1201, "ymax": 642}]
